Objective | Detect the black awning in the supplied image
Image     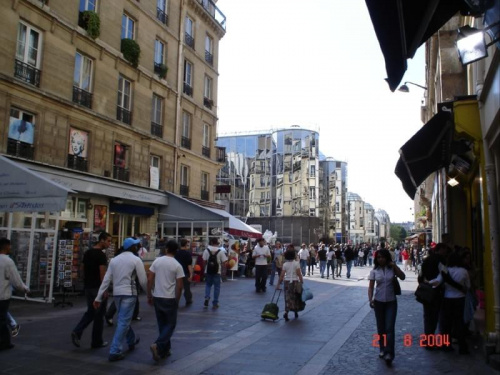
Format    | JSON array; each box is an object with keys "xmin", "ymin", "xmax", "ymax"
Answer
[
  {"xmin": 395, "ymin": 111, "xmax": 454, "ymax": 198},
  {"xmin": 365, "ymin": 0, "xmax": 472, "ymax": 91}
]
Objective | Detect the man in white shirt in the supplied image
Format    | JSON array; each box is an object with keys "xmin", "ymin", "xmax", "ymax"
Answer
[
  {"xmin": 298, "ymin": 244, "xmax": 310, "ymax": 276},
  {"xmin": 147, "ymin": 240, "xmax": 184, "ymax": 362},
  {"xmin": 0, "ymin": 238, "xmax": 29, "ymax": 351},
  {"xmin": 203, "ymin": 237, "xmax": 227, "ymax": 308},
  {"xmin": 93, "ymin": 238, "xmax": 147, "ymax": 362},
  {"xmin": 253, "ymin": 238, "xmax": 271, "ymax": 293}
]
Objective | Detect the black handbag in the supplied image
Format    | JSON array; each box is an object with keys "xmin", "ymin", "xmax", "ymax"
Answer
[
  {"xmin": 393, "ymin": 276, "xmax": 402, "ymax": 295},
  {"xmin": 415, "ymin": 283, "xmax": 437, "ymax": 304}
]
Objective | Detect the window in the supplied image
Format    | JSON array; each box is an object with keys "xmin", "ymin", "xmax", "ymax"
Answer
[
  {"xmin": 15, "ymin": 22, "xmax": 42, "ymax": 87},
  {"xmin": 201, "ymin": 172, "xmax": 209, "ymax": 200},
  {"xmin": 68, "ymin": 128, "xmax": 89, "ymax": 171},
  {"xmin": 7, "ymin": 107, "xmax": 35, "ymax": 159},
  {"xmin": 151, "ymin": 94, "xmax": 163, "ymax": 137},
  {"xmin": 335, "ymin": 202, "xmax": 340, "ymax": 211},
  {"xmin": 202, "ymin": 124, "xmax": 210, "ymax": 158},
  {"xmin": 73, "ymin": 52, "xmax": 93, "ymax": 108},
  {"xmin": 156, "ymin": 0, "xmax": 168, "ymax": 25},
  {"xmin": 121, "ymin": 14, "xmax": 135, "ymax": 39},
  {"xmin": 113, "ymin": 143, "xmax": 129, "ymax": 181},
  {"xmin": 180, "ymin": 165, "xmax": 189, "ymax": 196},
  {"xmin": 183, "ymin": 60, "xmax": 193, "ymax": 96},
  {"xmin": 150, "ymin": 155, "xmax": 160, "ymax": 189},
  {"xmin": 154, "ymin": 39, "xmax": 165, "ymax": 78},
  {"xmin": 181, "ymin": 112, "xmax": 191, "ymax": 149},
  {"xmin": 205, "ymin": 34, "xmax": 213, "ymax": 65},
  {"xmin": 309, "ymin": 187, "xmax": 316, "ymax": 200},
  {"xmin": 204, "ymin": 75, "xmax": 213, "ymax": 109},
  {"xmin": 310, "ymin": 165, "xmax": 315, "ymax": 177},
  {"xmin": 117, "ymin": 75, "xmax": 132, "ymax": 124},
  {"xmin": 184, "ymin": 16, "xmax": 194, "ymax": 48},
  {"xmin": 79, "ymin": 0, "xmax": 96, "ymax": 11}
]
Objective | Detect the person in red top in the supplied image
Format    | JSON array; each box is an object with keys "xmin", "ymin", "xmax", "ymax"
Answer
[{"xmin": 401, "ymin": 248, "xmax": 410, "ymax": 271}]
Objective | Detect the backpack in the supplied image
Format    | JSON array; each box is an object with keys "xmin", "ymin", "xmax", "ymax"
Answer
[{"xmin": 206, "ymin": 250, "xmax": 220, "ymax": 275}]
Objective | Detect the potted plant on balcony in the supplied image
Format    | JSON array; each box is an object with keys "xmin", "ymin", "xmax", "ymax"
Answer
[
  {"xmin": 121, "ymin": 39, "xmax": 141, "ymax": 68},
  {"xmin": 159, "ymin": 64, "xmax": 168, "ymax": 79},
  {"xmin": 80, "ymin": 11, "xmax": 100, "ymax": 39}
]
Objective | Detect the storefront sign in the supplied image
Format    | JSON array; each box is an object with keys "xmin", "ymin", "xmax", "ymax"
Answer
[{"xmin": 94, "ymin": 205, "xmax": 107, "ymax": 232}]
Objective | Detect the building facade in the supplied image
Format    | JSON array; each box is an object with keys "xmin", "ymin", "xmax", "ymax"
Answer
[{"xmin": 0, "ymin": 0, "xmax": 226, "ymax": 295}]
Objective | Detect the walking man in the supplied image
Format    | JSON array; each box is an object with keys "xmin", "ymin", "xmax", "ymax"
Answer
[
  {"xmin": 298, "ymin": 244, "xmax": 309, "ymax": 276},
  {"xmin": 71, "ymin": 232, "xmax": 111, "ymax": 349},
  {"xmin": 203, "ymin": 237, "xmax": 227, "ymax": 308},
  {"xmin": 253, "ymin": 238, "xmax": 271, "ymax": 292},
  {"xmin": 345, "ymin": 245, "xmax": 355, "ymax": 278},
  {"xmin": 148, "ymin": 240, "xmax": 184, "ymax": 362},
  {"xmin": 175, "ymin": 239, "xmax": 193, "ymax": 305},
  {"xmin": 0, "ymin": 238, "xmax": 29, "ymax": 351},
  {"xmin": 93, "ymin": 238, "xmax": 147, "ymax": 362}
]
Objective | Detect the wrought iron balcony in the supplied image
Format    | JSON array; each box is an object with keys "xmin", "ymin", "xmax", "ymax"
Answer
[
  {"xmin": 156, "ymin": 7, "xmax": 168, "ymax": 26},
  {"xmin": 216, "ymin": 146, "xmax": 226, "ymax": 163},
  {"xmin": 180, "ymin": 184, "xmax": 189, "ymax": 197},
  {"xmin": 183, "ymin": 83, "xmax": 193, "ymax": 96},
  {"xmin": 202, "ymin": 146, "xmax": 211, "ymax": 158},
  {"xmin": 151, "ymin": 122, "xmax": 163, "ymax": 137},
  {"xmin": 205, "ymin": 50, "xmax": 213, "ymax": 65},
  {"xmin": 117, "ymin": 106, "xmax": 132, "ymax": 125},
  {"xmin": 67, "ymin": 154, "xmax": 88, "ymax": 172},
  {"xmin": 7, "ymin": 139, "xmax": 34, "ymax": 160},
  {"xmin": 185, "ymin": 33, "xmax": 195, "ymax": 49},
  {"xmin": 73, "ymin": 86, "xmax": 92, "ymax": 108},
  {"xmin": 154, "ymin": 62, "xmax": 162, "ymax": 76},
  {"xmin": 14, "ymin": 60, "xmax": 41, "ymax": 87},
  {"xmin": 204, "ymin": 97, "xmax": 213, "ymax": 109},
  {"xmin": 201, "ymin": 190, "xmax": 209, "ymax": 201},
  {"xmin": 197, "ymin": 0, "xmax": 226, "ymax": 30},
  {"xmin": 181, "ymin": 136, "xmax": 191, "ymax": 149},
  {"xmin": 113, "ymin": 166, "xmax": 130, "ymax": 182}
]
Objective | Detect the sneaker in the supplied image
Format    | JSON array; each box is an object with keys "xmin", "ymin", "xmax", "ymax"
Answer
[
  {"xmin": 133, "ymin": 316, "xmax": 142, "ymax": 321},
  {"xmin": 105, "ymin": 318, "xmax": 113, "ymax": 327},
  {"xmin": 213, "ymin": 303, "xmax": 219, "ymax": 309},
  {"xmin": 11, "ymin": 324, "xmax": 20, "ymax": 337},
  {"xmin": 383, "ymin": 353, "xmax": 393, "ymax": 365},
  {"xmin": 204, "ymin": 298, "xmax": 209, "ymax": 307},
  {"xmin": 108, "ymin": 353, "xmax": 125, "ymax": 362},
  {"xmin": 150, "ymin": 343, "xmax": 161, "ymax": 362},
  {"xmin": 186, "ymin": 300, "xmax": 193, "ymax": 305},
  {"xmin": 71, "ymin": 332, "xmax": 80, "ymax": 348},
  {"xmin": 129, "ymin": 336, "xmax": 140, "ymax": 351}
]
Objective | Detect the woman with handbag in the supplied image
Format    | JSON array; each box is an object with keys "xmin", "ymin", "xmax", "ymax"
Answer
[
  {"xmin": 368, "ymin": 248, "xmax": 405, "ymax": 366},
  {"xmin": 276, "ymin": 245, "xmax": 304, "ymax": 322}
]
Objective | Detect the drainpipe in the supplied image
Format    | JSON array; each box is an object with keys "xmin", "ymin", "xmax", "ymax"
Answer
[
  {"xmin": 475, "ymin": 52, "xmax": 500, "ymax": 354},
  {"xmin": 173, "ymin": 0, "xmax": 186, "ymax": 192}
]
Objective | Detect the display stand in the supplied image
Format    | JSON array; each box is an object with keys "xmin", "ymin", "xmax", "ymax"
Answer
[{"xmin": 53, "ymin": 285, "xmax": 73, "ymax": 308}]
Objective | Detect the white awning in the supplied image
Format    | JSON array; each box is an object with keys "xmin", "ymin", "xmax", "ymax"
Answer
[
  {"xmin": 0, "ymin": 156, "xmax": 74, "ymax": 212},
  {"xmin": 204, "ymin": 207, "xmax": 262, "ymax": 239}
]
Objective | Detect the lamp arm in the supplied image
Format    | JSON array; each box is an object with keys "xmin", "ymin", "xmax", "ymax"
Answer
[{"xmin": 404, "ymin": 81, "xmax": 428, "ymax": 90}]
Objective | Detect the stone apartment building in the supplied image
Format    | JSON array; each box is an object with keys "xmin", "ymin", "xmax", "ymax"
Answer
[{"xmin": 0, "ymin": 0, "xmax": 226, "ymax": 250}]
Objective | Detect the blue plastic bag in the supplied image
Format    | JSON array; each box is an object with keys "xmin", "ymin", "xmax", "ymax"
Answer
[{"xmin": 302, "ymin": 285, "xmax": 313, "ymax": 302}]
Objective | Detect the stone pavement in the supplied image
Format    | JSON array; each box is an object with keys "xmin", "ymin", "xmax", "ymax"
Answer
[{"xmin": 1, "ymin": 264, "xmax": 497, "ymax": 375}]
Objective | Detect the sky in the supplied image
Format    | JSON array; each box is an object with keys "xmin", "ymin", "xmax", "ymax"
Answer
[{"xmin": 216, "ymin": 0, "xmax": 426, "ymax": 223}]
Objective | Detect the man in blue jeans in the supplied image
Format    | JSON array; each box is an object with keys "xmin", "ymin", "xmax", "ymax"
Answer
[
  {"xmin": 203, "ymin": 237, "xmax": 227, "ymax": 308},
  {"xmin": 94, "ymin": 237, "xmax": 147, "ymax": 362},
  {"xmin": 298, "ymin": 244, "xmax": 309, "ymax": 276},
  {"xmin": 344, "ymin": 245, "xmax": 355, "ymax": 279},
  {"xmin": 147, "ymin": 240, "xmax": 184, "ymax": 362}
]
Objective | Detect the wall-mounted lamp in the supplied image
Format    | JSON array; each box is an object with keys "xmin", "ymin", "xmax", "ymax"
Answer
[
  {"xmin": 456, "ymin": 21, "xmax": 500, "ymax": 65},
  {"xmin": 447, "ymin": 178, "xmax": 459, "ymax": 187},
  {"xmin": 398, "ymin": 81, "xmax": 428, "ymax": 93}
]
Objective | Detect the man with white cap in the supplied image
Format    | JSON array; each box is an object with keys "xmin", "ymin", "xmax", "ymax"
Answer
[{"xmin": 94, "ymin": 237, "xmax": 147, "ymax": 362}]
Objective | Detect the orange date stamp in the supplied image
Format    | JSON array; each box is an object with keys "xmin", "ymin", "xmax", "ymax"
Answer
[{"xmin": 372, "ymin": 334, "xmax": 451, "ymax": 347}]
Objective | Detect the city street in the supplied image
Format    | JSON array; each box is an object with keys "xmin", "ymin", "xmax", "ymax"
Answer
[{"xmin": 1, "ymin": 265, "xmax": 497, "ymax": 375}]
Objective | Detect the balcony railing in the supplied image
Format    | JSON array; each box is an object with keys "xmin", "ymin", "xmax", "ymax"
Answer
[
  {"xmin": 67, "ymin": 154, "xmax": 88, "ymax": 172},
  {"xmin": 201, "ymin": 190, "xmax": 209, "ymax": 201},
  {"xmin": 154, "ymin": 62, "xmax": 162, "ymax": 76},
  {"xmin": 14, "ymin": 60, "xmax": 41, "ymax": 87},
  {"xmin": 197, "ymin": 0, "xmax": 226, "ymax": 30},
  {"xmin": 185, "ymin": 33, "xmax": 195, "ymax": 49},
  {"xmin": 73, "ymin": 86, "xmax": 92, "ymax": 108},
  {"xmin": 216, "ymin": 146, "xmax": 226, "ymax": 163},
  {"xmin": 183, "ymin": 83, "xmax": 193, "ymax": 96},
  {"xmin": 181, "ymin": 136, "xmax": 191, "ymax": 149},
  {"xmin": 117, "ymin": 106, "xmax": 132, "ymax": 125},
  {"xmin": 7, "ymin": 139, "xmax": 34, "ymax": 160},
  {"xmin": 180, "ymin": 184, "xmax": 189, "ymax": 197},
  {"xmin": 203, "ymin": 97, "xmax": 213, "ymax": 109},
  {"xmin": 151, "ymin": 122, "xmax": 163, "ymax": 137},
  {"xmin": 202, "ymin": 146, "xmax": 210, "ymax": 158},
  {"xmin": 113, "ymin": 166, "xmax": 130, "ymax": 182},
  {"xmin": 156, "ymin": 7, "xmax": 168, "ymax": 26},
  {"xmin": 205, "ymin": 50, "xmax": 213, "ymax": 65}
]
